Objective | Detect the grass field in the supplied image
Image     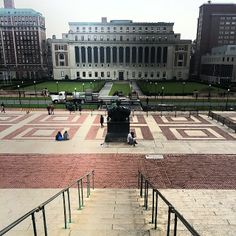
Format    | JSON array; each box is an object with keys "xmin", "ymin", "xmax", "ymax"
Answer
[
  {"xmin": 23, "ymin": 81, "xmax": 105, "ymax": 93},
  {"xmin": 137, "ymin": 81, "xmax": 226, "ymax": 95},
  {"xmin": 109, "ymin": 82, "xmax": 131, "ymax": 96}
]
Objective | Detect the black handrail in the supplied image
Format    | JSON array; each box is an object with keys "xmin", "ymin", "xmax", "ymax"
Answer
[
  {"xmin": 0, "ymin": 170, "xmax": 94, "ymax": 236},
  {"xmin": 138, "ymin": 171, "xmax": 200, "ymax": 236}
]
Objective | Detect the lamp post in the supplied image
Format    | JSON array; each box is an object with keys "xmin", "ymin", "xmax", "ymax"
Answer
[
  {"xmin": 90, "ymin": 81, "xmax": 92, "ymax": 91},
  {"xmin": 17, "ymin": 85, "xmax": 21, "ymax": 106},
  {"xmin": 82, "ymin": 83, "xmax": 85, "ymax": 92},
  {"xmin": 225, "ymin": 89, "xmax": 230, "ymax": 111},
  {"xmin": 182, "ymin": 82, "xmax": 186, "ymax": 99},
  {"xmin": 161, "ymin": 86, "xmax": 164, "ymax": 104},
  {"xmin": 56, "ymin": 81, "xmax": 59, "ymax": 94},
  {"xmin": 155, "ymin": 82, "xmax": 157, "ymax": 100},
  {"xmin": 33, "ymin": 81, "xmax": 36, "ymax": 97},
  {"xmin": 208, "ymin": 84, "xmax": 211, "ymax": 111}
]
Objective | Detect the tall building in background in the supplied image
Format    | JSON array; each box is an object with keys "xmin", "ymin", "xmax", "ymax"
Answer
[
  {"xmin": 4, "ymin": 0, "xmax": 14, "ymax": 8},
  {"xmin": 194, "ymin": 2, "xmax": 236, "ymax": 77},
  {"xmin": 51, "ymin": 17, "xmax": 191, "ymax": 81},
  {"xmin": 0, "ymin": 0, "xmax": 48, "ymax": 82}
]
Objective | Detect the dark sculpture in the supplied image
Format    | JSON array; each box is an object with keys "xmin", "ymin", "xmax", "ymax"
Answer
[
  {"xmin": 105, "ymin": 101, "xmax": 131, "ymax": 142},
  {"xmin": 107, "ymin": 101, "xmax": 130, "ymax": 122}
]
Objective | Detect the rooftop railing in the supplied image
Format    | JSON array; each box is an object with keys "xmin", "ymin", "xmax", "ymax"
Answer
[{"xmin": 0, "ymin": 170, "xmax": 94, "ymax": 236}]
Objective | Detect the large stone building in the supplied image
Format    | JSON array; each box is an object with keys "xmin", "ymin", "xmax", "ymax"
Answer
[
  {"xmin": 194, "ymin": 2, "xmax": 236, "ymax": 76},
  {"xmin": 51, "ymin": 17, "xmax": 191, "ymax": 81},
  {"xmin": 201, "ymin": 45, "xmax": 236, "ymax": 83},
  {"xmin": 0, "ymin": 0, "xmax": 48, "ymax": 82}
]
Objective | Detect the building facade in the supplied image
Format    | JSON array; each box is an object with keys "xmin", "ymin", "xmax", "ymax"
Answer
[
  {"xmin": 0, "ymin": 0, "xmax": 48, "ymax": 82},
  {"xmin": 51, "ymin": 18, "xmax": 191, "ymax": 81},
  {"xmin": 201, "ymin": 45, "xmax": 236, "ymax": 83},
  {"xmin": 194, "ymin": 2, "xmax": 236, "ymax": 76}
]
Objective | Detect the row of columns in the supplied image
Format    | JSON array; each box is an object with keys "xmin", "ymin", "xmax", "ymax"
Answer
[{"xmin": 75, "ymin": 46, "xmax": 168, "ymax": 65}]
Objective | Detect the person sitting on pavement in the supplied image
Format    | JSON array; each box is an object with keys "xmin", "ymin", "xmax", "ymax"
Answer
[
  {"xmin": 63, "ymin": 131, "xmax": 69, "ymax": 140},
  {"xmin": 55, "ymin": 131, "xmax": 63, "ymax": 141},
  {"xmin": 127, "ymin": 131, "xmax": 138, "ymax": 146}
]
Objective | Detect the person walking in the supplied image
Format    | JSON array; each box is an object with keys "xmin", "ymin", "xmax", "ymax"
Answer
[
  {"xmin": 1, "ymin": 102, "xmax": 5, "ymax": 113},
  {"xmin": 47, "ymin": 104, "xmax": 51, "ymax": 115},
  {"xmin": 100, "ymin": 115, "xmax": 104, "ymax": 127}
]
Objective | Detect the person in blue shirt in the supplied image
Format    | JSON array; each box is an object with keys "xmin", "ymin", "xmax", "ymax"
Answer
[{"xmin": 55, "ymin": 131, "xmax": 63, "ymax": 141}]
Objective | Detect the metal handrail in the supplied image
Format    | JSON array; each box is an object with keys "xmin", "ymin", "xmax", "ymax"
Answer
[
  {"xmin": 0, "ymin": 170, "xmax": 95, "ymax": 236},
  {"xmin": 138, "ymin": 171, "xmax": 200, "ymax": 236}
]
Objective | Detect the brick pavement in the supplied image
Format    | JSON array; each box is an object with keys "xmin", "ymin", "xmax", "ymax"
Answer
[{"xmin": 0, "ymin": 154, "xmax": 236, "ymax": 189}]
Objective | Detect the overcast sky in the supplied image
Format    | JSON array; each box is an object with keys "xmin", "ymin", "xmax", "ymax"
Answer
[{"xmin": 2, "ymin": 0, "xmax": 234, "ymax": 40}]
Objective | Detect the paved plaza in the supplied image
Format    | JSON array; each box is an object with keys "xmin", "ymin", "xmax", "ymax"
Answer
[{"xmin": 0, "ymin": 109, "xmax": 236, "ymax": 235}]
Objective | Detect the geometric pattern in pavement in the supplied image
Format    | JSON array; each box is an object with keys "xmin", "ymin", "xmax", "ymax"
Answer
[
  {"xmin": 2, "ymin": 125, "xmax": 80, "ymax": 140},
  {"xmin": 153, "ymin": 115, "xmax": 210, "ymax": 125},
  {"xmin": 0, "ymin": 113, "xmax": 32, "ymax": 124},
  {"xmin": 159, "ymin": 126, "xmax": 235, "ymax": 140},
  {"xmin": 86, "ymin": 125, "xmax": 153, "ymax": 140},
  {"xmin": 29, "ymin": 113, "xmax": 88, "ymax": 124}
]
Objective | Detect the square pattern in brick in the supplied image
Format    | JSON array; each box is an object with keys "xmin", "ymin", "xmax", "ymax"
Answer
[{"xmin": 0, "ymin": 113, "xmax": 235, "ymax": 141}]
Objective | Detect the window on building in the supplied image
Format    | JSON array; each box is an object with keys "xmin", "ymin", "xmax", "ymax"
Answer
[
  {"xmin": 95, "ymin": 72, "xmax": 98, "ymax": 77},
  {"xmin": 101, "ymin": 72, "xmax": 104, "ymax": 77},
  {"xmin": 82, "ymin": 72, "xmax": 86, "ymax": 77}
]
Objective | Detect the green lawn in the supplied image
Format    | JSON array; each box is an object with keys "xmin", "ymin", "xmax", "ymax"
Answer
[
  {"xmin": 109, "ymin": 82, "xmax": 131, "ymax": 96},
  {"xmin": 137, "ymin": 81, "xmax": 226, "ymax": 95},
  {"xmin": 23, "ymin": 81, "xmax": 105, "ymax": 93}
]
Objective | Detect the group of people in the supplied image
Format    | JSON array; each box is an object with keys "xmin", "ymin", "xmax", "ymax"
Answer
[
  {"xmin": 55, "ymin": 131, "xmax": 69, "ymax": 141},
  {"xmin": 47, "ymin": 104, "xmax": 54, "ymax": 115}
]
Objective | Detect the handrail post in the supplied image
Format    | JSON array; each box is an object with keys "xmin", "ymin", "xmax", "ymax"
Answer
[
  {"xmin": 67, "ymin": 189, "xmax": 72, "ymax": 223},
  {"xmin": 42, "ymin": 206, "xmax": 48, "ymax": 236},
  {"xmin": 145, "ymin": 180, "xmax": 149, "ymax": 210},
  {"xmin": 174, "ymin": 213, "xmax": 178, "ymax": 236},
  {"xmin": 166, "ymin": 206, "xmax": 172, "ymax": 236},
  {"xmin": 31, "ymin": 212, "xmax": 37, "ymax": 236},
  {"xmin": 140, "ymin": 174, "xmax": 143, "ymax": 198},
  {"xmin": 151, "ymin": 189, "xmax": 155, "ymax": 223},
  {"xmin": 81, "ymin": 179, "xmax": 84, "ymax": 207},
  {"xmin": 77, "ymin": 180, "xmax": 82, "ymax": 210},
  {"xmin": 62, "ymin": 191, "xmax": 67, "ymax": 229},
  {"xmin": 154, "ymin": 191, "xmax": 158, "ymax": 230},
  {"xmin": 92, "ymin": 171, "xmax": 95, "ymax": 190},
  {"xmin": 87, "ymin": 174, "xmax": 90, "ymax": 198},
  {"xmin": 144, "ymin": 179, "xmax": 147, "ymax": 207}
]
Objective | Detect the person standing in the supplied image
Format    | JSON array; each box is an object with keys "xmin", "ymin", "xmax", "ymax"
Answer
[
  {"xmin": 100, "ymin": 115, "xmax": 104, "ymax": 127},
  {"xmin": 1, "ymin": 102, "xmax": 5, "ymax": 113},
  {"xmin": 51, "ymin": 104, "xmax": 54, "ymax": 115},
  {"xmin": 47, "ymin": 104, "xmax": 51, "ymax": 115}
]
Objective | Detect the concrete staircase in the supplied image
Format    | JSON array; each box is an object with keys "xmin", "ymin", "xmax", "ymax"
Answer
[{"xmin": 69, "ymin": 189, "xmax": 152, "ymax": 236}]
